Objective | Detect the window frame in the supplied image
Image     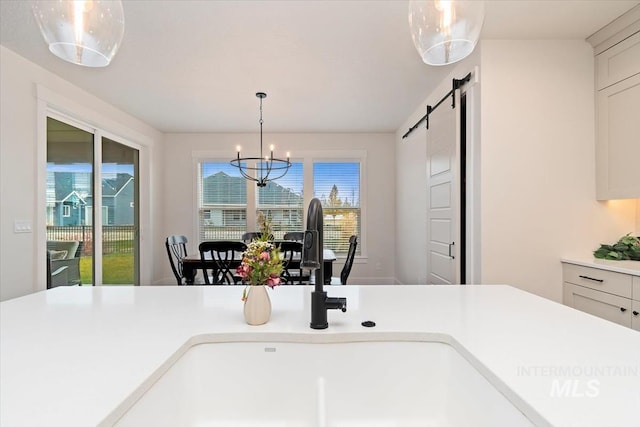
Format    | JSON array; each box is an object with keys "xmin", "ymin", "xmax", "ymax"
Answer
[{"xmin": 194, "ymin": 149, "xmax": 367, "ymax": 260}]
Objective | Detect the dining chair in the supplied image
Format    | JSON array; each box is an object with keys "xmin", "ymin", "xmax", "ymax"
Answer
[
  {"xmin": 198, "ymin": 241, "xmax": 247, "ymax": 285},
  {"xmin": 283, "ymin": 231, "xmax": 304, "ymax": 242},
  {"xmin": 276, "ymin": 240, "xmax": 310, "ymax": 285},
  {"xmin": 241, "ymin": 232, "xmax": 261, "ymax": 243},
  {"xmin": 331, "ymin": 235, "xmax": 358, "ymax": 285},
  {"xmin": 166, "ymin": 235, "xmax": 189, "ymax": 285},
  {"xmin": 242, "ymin": 232, "xmax": 274, "ymax": 243}
]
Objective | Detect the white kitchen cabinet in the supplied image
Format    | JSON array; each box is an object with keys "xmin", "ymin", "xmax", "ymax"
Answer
[
  {"xmin": 595, "ymin": 74, "xmax": 640, "ymax": 199},
  {"xmin": 562, "ymin": 261, "xmax": 639, "ymax": 330},
  {"xmin": 563, "ymin": 283, "xmax": 632, "ymax": 327},
  {"xmin": 596, "ymin": 32, "xmax": 640, "ymax": 90},
  {"xmin": 632, "ymin": 300, "xmax": 640, "ymax": 331},
  {"xmin": 633, "ymin": 276, "xmax": 640, "ymax": 331},
  {"xmin": 588, "ymin": 7, "xmax": 640, "ymax": 200}
]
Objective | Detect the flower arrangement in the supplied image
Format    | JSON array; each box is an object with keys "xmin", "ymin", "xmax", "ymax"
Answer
[
  {"xmin": 256, "ymin": 211, "xmax": 273, "ymax": 241},
  {"xmin": 237, "ymin": 239, "xmax": 283, "ymax": 301}
]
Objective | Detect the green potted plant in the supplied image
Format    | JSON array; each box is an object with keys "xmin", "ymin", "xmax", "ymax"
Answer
[{"xmin": 593, "ymin": 233, "xmax": 640, "ymax": 261}]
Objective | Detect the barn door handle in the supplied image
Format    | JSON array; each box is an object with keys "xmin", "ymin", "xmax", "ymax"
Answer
[{"xmin": 448, "ymin": 242, "xmax": 455, "ymax": 259}]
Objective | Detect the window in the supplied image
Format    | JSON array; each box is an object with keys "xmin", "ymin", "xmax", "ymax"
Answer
[
  {"xmin": 62, "ymin": 204, "xmax": 71, "ymax": 217},
  {"xmin": 197, "ymin": 155, "xmax": 364, "ymax": 257},
  {"xmin": 257, "ymin": 162, "xmax": 303, "ymax": 239},
  {"xmin": 198, "ymin": 162, "xmax": 247, "ymax": 241},
  {"xmin": 314, "ymin": 162, "xmax": 361, "ymax": 255}
]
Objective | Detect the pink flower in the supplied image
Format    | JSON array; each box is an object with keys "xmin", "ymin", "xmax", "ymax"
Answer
[
  {"xmin": 236, "ymin": 264, "xmax": 251, "ymax": 278},
  {"xmin": 259, "ymin": 251, "xmax": 270, "ymax": 261},
  {"xmin": 266, "ymin": 274, "xmax": 281, "ymax": 288}
]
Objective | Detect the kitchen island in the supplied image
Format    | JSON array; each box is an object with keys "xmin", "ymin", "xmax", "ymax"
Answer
[{"xmin": 1, "ymin": 285, "xmax": 639, "ymax": 426}]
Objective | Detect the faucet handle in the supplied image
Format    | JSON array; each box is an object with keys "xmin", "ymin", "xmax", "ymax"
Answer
[{"xmin": 326, "ymin": 297, "xmax": 347, "ymax": 312}]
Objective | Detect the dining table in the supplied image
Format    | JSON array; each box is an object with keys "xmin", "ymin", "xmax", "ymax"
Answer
[{"xmin": 182, "ymin": 248, "xmax": 337, "ymax": 286}]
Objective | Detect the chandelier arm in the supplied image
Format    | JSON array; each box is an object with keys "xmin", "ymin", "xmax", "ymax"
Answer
[{"xmin": 237, "ymin": 166, "xmax": 256, "ymax": 182}]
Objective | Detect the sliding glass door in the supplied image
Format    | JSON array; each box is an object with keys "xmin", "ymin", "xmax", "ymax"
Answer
[
  {"xmin": 101, "ymin": 137, "xmax": 139, "ymax": 285},
  {"xmin": 45, "ymin": 117, "xmax": 139, "ymax": 286}
]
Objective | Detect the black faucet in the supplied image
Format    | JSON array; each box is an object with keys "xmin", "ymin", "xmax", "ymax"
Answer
[{"xmin": 302, "ymin": 198, "xmax": 347, "ymax": 329}]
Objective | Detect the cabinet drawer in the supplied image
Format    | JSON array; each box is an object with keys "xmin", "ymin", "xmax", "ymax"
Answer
[
  {"xmin": 633, "ymin": 276, "xmax": 640, "ymax": 302},
  {"xmin": 562, "ymin": 264, "xmax": 632, "ymax": 298},
  {"xmin": 596, "ymin": 31, "xmax": 640, "ymax": 90},
  {"xmin": 563, "ymin": 283, "xmax": 632, "ymax": 327}
]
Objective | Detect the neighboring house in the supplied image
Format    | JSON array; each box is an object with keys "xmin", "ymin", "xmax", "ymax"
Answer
[
  {"xmin": 46, "ymin": 172, "xmax": 134, "ymax": 226},
  {"xmin": 201, "ymin": 171, "xmax": 303, "ymax": 228},
  {"xmin": 46, "ymin": 171, "xmax": 90, "ymax": 226},
  {"xmin": 87, "ymin": 174, "xmax": 135, "ymax": 226}
]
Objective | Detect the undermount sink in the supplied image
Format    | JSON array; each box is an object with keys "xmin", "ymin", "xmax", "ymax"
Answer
[{"xmin": 112, "ymin": 339, "xmax": 536, "ymax": 427}]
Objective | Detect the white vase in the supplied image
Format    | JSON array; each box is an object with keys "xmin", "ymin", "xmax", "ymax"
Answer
[{"xmin": 243, "ymin": 285, "xmax": 271, "ymax": 325}]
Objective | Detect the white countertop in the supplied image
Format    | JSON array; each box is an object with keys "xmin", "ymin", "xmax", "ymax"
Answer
[
  {"xmin": 1, "ymin": 285, "xmax": 639, "ymax": 427},
  {"xmin": 561, "ymin": 257, "xmax": 640, "ymax": 276}
]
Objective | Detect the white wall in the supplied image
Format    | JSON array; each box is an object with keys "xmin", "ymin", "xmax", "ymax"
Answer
[
  {"xmin": 0, "ymin": 47, "xmax": 165, "ymax": 301},
  {"xmin": 162, "ymin": 132, "xmax": 396, "ymax": 285},
  {"xmin": 479, "ymin": 40, "xmax": 637, "ymax": 302},
  {"xmin": 395, "ymin": 39, "xmax": 637, "ymax": 300}
]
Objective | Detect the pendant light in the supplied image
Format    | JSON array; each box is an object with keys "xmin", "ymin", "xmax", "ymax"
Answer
[
  {"xmin": 230, "ymin": 92, "xmax": 291, "ymax": 187},
  {"xmin": 31, "ymin": 0, "xmax": 125, "ymax": 67},
  {"xmin": 409, "ymin": 0, "xmax": 485, "ymax": 66}
]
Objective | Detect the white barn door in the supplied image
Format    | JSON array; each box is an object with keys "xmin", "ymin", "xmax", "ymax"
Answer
[{"xmin": 426, "ymin": 92, "xmax": 460, "ymax": 284}]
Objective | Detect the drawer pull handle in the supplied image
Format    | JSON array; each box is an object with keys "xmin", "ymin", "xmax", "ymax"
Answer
[
  {"xmin": 578, "ymin": 275, "xmax": 604, "ymax": 283},
  {"xmin": 620, "ymin": 307, "xmax": 627, "ymax": 312},
  {"xmin": 633, "ymin": 311, "xmax": 639, "ymax": 316}
]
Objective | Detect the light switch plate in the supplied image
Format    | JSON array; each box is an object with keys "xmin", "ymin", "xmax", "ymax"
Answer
[{"xmin": 14, "ymin": 220, "xmax": 32, "ymax": 233}]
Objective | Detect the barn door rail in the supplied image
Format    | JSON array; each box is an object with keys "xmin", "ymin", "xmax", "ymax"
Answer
[{"xmin": 401, "ymin": 72, "xmax": 471, "ymax": 139}]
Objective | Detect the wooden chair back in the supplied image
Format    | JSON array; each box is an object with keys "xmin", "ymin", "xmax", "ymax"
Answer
[
  {"xmin": 276, "ymin": 240, "xmax": 309, "ymax": 285},
  {"xmin": 166, "ymin": 235, "xmax": 188, "ymax": 285},
  {"xmin": 198, "ymin": 241, "xmax": 247, "ymax": 285},
  {"xmin": 283, "ymin": 231, "xmax": 304, "ymax": 242}
]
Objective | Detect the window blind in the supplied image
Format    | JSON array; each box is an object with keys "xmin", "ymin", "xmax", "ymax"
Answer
[
  {"xmin": 256, "ymin": 162, "xmax": 303, "ymax": 239},
  {"xmin": 313, "ymin": 162, "xmax": 361, "ymax": 255},
  {"xmin": 198, "ymin": 162, "xmax": 247, "ymax": 242}
]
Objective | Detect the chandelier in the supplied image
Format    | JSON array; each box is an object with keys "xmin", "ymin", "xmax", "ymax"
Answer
[
  {"xmin": 31, "ymin": 0, "xmax": 125, "ymax": 67},
  {"xmin": 231, "ymin": 92, "xmax": 291, "ymax": 187},
  {"xmin": 408, "ymin": 0, "xmax": 484, "ymax": 66}
]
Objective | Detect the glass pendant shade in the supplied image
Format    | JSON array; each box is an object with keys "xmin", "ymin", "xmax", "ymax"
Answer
[
  {"xmin": 31, "ymin": 0, "xmax": 125, "ymax": 67},
  {"xmin": 409, "ymin": 0, "xmax": 484, "ymax": 66}
]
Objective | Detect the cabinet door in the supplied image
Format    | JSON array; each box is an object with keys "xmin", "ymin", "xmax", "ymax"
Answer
[
  {"xmin": 596, "ymin": 73, "xmax": 640, "ymax": 200},
  {"xmin": 563, "ymin": 283, "xmax": 632, "ymax": 327},
  {"xmin": 632, "ymin": 300, "xmax": 640, "ymax": 332},
  {"xmin": 596, "ymin": 32, "xmax": 640, "ymax": 90}
]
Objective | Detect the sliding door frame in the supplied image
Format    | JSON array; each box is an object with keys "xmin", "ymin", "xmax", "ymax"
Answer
[{"xmin": 36, "ymin": 97, "xmax": 145, "ymax": 289}]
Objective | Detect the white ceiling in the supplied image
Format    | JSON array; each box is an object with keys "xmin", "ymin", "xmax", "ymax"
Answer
[{"xmin": 1, "ymin": 0, "xmax": 638, "ymax": 133}]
